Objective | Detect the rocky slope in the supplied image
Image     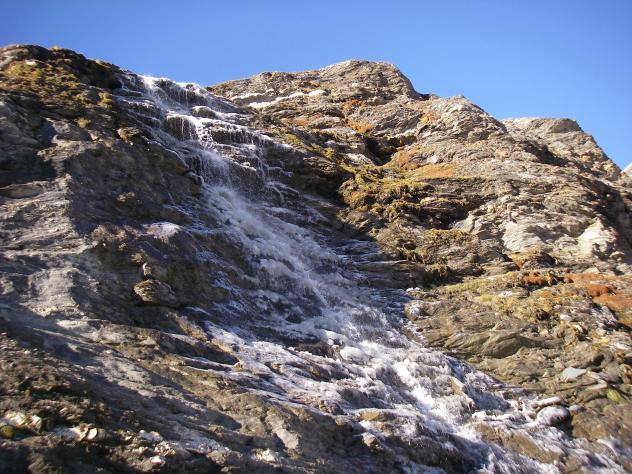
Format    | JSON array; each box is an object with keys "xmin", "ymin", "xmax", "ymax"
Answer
[{"xmin": 1, "ymin": 45, "xmax": 631, "ymax": 473}]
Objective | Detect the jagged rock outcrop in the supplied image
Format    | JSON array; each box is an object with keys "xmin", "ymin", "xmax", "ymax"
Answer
[{"xmin": 1, "ymin": 45, "xmax": 631, "ymax": 473}]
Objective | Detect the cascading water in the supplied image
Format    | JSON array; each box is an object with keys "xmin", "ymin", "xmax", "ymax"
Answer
[{"xmin": 112, "ymin": 74, "xmax": 624, "ymax": 473}]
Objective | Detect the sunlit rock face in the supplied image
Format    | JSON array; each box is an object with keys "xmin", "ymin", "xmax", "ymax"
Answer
[{"xmin": 1, "ymin": 45, "xmax": 631, "ymax": 473}]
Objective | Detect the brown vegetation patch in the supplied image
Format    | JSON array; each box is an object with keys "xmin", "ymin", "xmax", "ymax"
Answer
[
  {"xmin": 585, "ymin": 284, "xmax": 614, "ymax": 298},
  {"xmin": 346, "ymin": 118, "xmax": 375, "ymax": 135},
  {"xmin": 594, "ymin": 293, "xmax": 632, "ymax": 313},
  {"xmin": 3, "ymin": 60, "xmax": 92, "ymax": 109},
  {"xmin": 562, "ymin": 273, "xmax": 632, "ymax": 326},
  {"xmin": 341, "ymin": 98, "xmax": 365, "ymax": 115},
  {"xmin": 414, "ymin": 163, "xmax": 456, "ymax": 179},
  {"xmin": 1, "ymin": 48, "xmax": 119, "ymax": 115},
  {"xmin": 403, "ymin": 229, "xmax": 472, "ymax": 265},
  {"xmin": 521, "ymin": 271, "xmax": 560, "ymax": 288},
  {"xmin": 389, "ymin": 144, "xmax": 428, "ymax": 169}
]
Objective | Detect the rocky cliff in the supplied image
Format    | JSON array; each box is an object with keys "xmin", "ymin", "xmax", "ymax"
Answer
[{"xmin": 1, "ymin": 45, "xmax": 631, "ymax": 473}]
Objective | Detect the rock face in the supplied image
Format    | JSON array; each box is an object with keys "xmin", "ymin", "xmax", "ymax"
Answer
[{"xmin": 1, "ymin": 45, "xmax": 631, "ymax": 472}]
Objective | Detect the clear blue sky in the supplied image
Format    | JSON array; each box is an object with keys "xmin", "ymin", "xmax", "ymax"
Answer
[{"xmin": 2, "ymin": 0, "xmax": 630, "ymax": 168}]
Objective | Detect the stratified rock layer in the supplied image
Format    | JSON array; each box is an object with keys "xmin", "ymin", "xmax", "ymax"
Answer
[{"xmin": 1, "ymin": 46, "xmax": 631, "ymax": 472}]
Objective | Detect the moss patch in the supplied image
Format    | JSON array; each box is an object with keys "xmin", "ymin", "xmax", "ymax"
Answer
[
  {"xmin": 97, "ymin": 91, "xmax": 115, "ymax": 109},
  {"xmin": 76, "ymin": 117, "xmax": 91, "ymax": 129},
  {"xmin": 3, "ymin": 60, "xmax": 92, "ymax": 109},
  {"xmin": 1, "ymin": 48, "xmax": 120, "ymax": 116}
]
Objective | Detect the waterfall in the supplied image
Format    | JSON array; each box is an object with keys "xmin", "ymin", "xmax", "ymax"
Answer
[{"xmin": 111, "ymin": 74, "xmax": 623, "ymax": 473}]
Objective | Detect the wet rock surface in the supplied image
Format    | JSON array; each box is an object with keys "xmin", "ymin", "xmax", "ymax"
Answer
[{"xmin": 1, "ymin": 45, "xmax": 631, "ymax": 472}]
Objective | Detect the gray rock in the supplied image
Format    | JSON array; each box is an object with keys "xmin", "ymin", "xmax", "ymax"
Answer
[
  {"xmin": 0, "ymin": 181, "xmax": 47, "ymax": 198},
  {"xmin": 560, "ymin": 367, "xmax": 587, "ymax": 382}
]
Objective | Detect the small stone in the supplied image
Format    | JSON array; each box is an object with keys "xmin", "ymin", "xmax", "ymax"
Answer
[
  {"xmin": 586, "ymin": 380, "xmax": 609, "ymax": 391},
  {"xmin": 255, "ymin": 449, "xmax": 279, "ymax": 463},
  {"xmin": 150, "ymin": 455, "xmax": 166, "ymax": 467},
  {"xmin": 536, "ymin": 406, "xmax": 570, "ymax": 426},
  {"xmin": 117, "ymin": 127, "xmax": 143, "ymax": 143},
  {"xmin": 133, "ymin": 280, "xmax": 179, "ymax": 307},
  {"xmin": 597, "ymin": 364, "xmax": 622, "ymax": 384},
  {"xmin": 54, "ymin": 426, "xmax": 84, "ymax": 440},
  {"xmin": 141, "ymin": 262, "xmax": 168, "ymax": 281},
  {"xmin": 185, "ymin": 170, "xmax": 203, "ymax": 186},
  {"xmin": 4, "ymin": 411, "xmax": 28, "ymax": 427},
  {"xmin": 568, "ymin": 404, "xmax": 583, "ymax": 414},
  {"xmin": 560, "ymin": 367, "xmax": 587, "ymax": 382},
  {"xmin": 0, "ymin": 182, "xmax": 46, "ymax": 198},
  {"xmin": 361, "ymin": 433, "xmax": 381, "ymax": 450},
  {"xmin": 191, "ymin": 106, "xmax": 217, "ymax": 118},
  {"xmin": 610, "ymin": 251, "xmax": 625, "ymax": 262},
  {"xmin": 27, "ymin": 414, "xmax": 43, "ymax": 432},
  {"xmin": 73, "ymin": 424, "xmax": 92, "ymax": 441},
  {"xmin": 359, "ymin": 409, "xmax": 386, "ymax": 422},
  {"xmin": 403, "ymin": 302, "xmax": 427, "ymax": 321},
  {"xmin": 138, "ymin": 430, "xmax": 163, "ymax": 443},
  {"xmin": 118, "ymin": 430, "xmax": 135, "ymax": 442},
  {"xmin": 155, "ymin": 441, "xmax": 177, "ymax": 457},
  {"xmin": 531, "ymin": 396, "xmax": 564, "ymax": 410},
  {"xmin": 619, "ymin": 352, "xmax": 632, "ymax": 366},
  {"xmin": 86, "ymin": 427, "xmax": 107, "ymax": 442}
]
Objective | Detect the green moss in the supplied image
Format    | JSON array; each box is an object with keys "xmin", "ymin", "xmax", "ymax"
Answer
[
  {"xmin": 442, "ymin": 273, "xmax": 518, "ymax": 295},
  {"xmin": 0, "ymin": 425, "xmax": 15, "ymax": 439},
  {"xmin": 279, "ymin": 131, "xmax": 307, "ymax": 149},
  {"xmin": 76, "ymin": 117, "xmax": 91, "ymax": 129},
  {"xmin": 276, "ymin": 128, "xmax": 343, "ymax": 162},
  {"xmin": 606, "ymin": 388, "xmax": 625, "ymax": 403},
  {"xmin": 98, "ymin": 91, "xmax": 116, "ymax": 110},
  {"xmin": 2, "ymin": 53, "xmax": 120, "ymax": 116},
  {"xmin": 322, "ymin": 147, "xmax": 338, "ymax": 160},
  {"xmin": 427, "ymin": 263, "xmax": 451, "ymax": 280}
]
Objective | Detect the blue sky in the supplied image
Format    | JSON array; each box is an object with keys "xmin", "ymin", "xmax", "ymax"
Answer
[{"xmin": 2, "ymin": 1, "xmax": 630, "ymax": 167}]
